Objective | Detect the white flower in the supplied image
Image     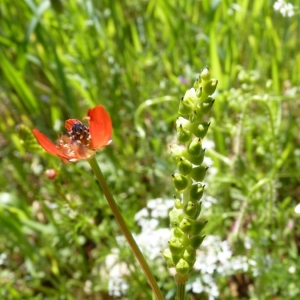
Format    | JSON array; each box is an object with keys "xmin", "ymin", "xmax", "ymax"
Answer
[
  {"xmin": 100, "ymin": 249, "xmax": 129, "ymax": 297},
  {"xmin": 295, "ymin": 203, "xmax": 300, "ymax": 214},
  {"xmin": 273, "ymin": 0, "xmax": 295, "ymax": 17}
]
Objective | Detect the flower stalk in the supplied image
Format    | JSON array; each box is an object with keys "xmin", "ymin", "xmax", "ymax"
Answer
[
  {"xmin": 162, "ymin": 67, "xmax": 218, "ymax": 300},
  {"xmin": 32, "ymin": 105, "xmax": 164, "ymax": 299},
  {"xmin": 88, "ymin": 156, "xmax": 164, "ymax": 300}
]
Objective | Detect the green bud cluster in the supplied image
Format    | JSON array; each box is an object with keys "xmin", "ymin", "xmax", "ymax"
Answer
[{"xmin": 163, "ymin": 67, "xmax": 217, "ymax": 280}]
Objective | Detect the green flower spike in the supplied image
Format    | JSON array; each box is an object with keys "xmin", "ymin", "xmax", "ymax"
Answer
[{"xmin": 163, "ymin": 68, "xmax": 218, "ymax": 300}]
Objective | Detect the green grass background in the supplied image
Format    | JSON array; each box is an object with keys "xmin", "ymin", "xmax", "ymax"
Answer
[{"xmin": 1, "ymin": 0, "xmax": 300, "ymax": 299}]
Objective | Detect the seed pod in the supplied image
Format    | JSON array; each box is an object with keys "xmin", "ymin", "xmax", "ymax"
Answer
[
  {"xmin": 188, "ymin": 138, "xmax": 202, "ymax": 157},
  {"xmin": 203, "ymin": 78, "xmax": 218, "ymax": 95},
  {"xmin": 175, "ymin": 258, "xmax": 190, "ymax": 276},
  {"xmin": 190, "ymin": 165, "xmax": 208, "ymax": 182},
  {"xmin": 178, "ymin": 157, "xmax": 192, "ymax": 175},
  {"xmin": 172, "ymin": 173, "xmax": 188, "ymax": 192},
  {"xmin": 190, "ymin": 183, "xmax": 204, "ymax": 201},
  {"xmin": 191, "ymin": 122, "xmax": 210, "ymax": 138},
  {"xmin": 189, "ymin": 235, "xmax": 206, "ymax": 250}
]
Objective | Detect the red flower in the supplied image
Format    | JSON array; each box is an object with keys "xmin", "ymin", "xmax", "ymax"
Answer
[{"xmin": 32, "ymin": 105, "xmax": 112, "ymax": 163}]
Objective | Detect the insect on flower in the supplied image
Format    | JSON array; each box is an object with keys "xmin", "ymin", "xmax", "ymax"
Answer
[{"xmin": 32, "ymin": 105, "xmax": 112, "ymax": 163}]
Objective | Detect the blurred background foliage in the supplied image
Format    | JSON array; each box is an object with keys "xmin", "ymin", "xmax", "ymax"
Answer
[{"xmin": 1, "ymin": 0, "xmax": 300, "ymax": 299}]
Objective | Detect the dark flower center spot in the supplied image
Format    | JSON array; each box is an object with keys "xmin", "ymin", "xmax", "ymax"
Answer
[{"xmin": 71, "ymin": 123, "xmax": 91, "ymax": 146}]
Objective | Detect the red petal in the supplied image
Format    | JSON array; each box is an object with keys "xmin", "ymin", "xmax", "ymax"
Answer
[
  {"xmin": 65, "ymin": 119, "xmax": 82, "ymax": 133},
  {"xmin": 32, "ymin": 129, "xmax": 69, "ymax": 159},
  {"xmin": 87, "ymin": 105, "xmax": 112, "ymax": 149}
]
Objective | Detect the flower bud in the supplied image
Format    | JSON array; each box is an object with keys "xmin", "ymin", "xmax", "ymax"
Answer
[
  {"xmin": 190, "ymin": 110, "xmax": 203, "ymax": 123},
  {"xmin": 168, "ymin": 238, "xmax": 184, "ymax": 255},
  {"xmin": 190, "ymin": 165, "xmax": 208, "ymax": 182},
  {"xmin": 175, "ymin": 258, "xmax": 190, "ymax": 276},
  {"xmin": 195, "ymin": 87, "xmax": 202, "ymax": 98},
  {"xmin": 176, "ymin": 116, "xmax": 190, "ymax": 128},
  {"xmin": 191, "ymin": 122, "xmax": 210, "ymax": 138},
  {"xmin": 183, "ymin": 88, "xmax": 197, "ymax": 102},
  {"xmin": 190, "ymin": 183, "xmax": 204, "ymax": 201},
  {"xmin": 170, "ymin": 144, "xmax": 186, "ymax": 161},
  {"xmin": 191, "ymin": 220, "xmax": 208, "ymax": 235},
  {"xmin": 162, "ymin": 248, "xmax": 175, "ymax": 268},
  {"xmin": 200, "ymin": 67, "xmax": 211, "ymax": 81},
  {"xmin": 188, "ymin": 138, "xmax": 202, "ymax": 157},
  {"xmin": 178, "ymin": 97, "xmax": 194, "ymax": 115},
  {"xmin": 186, "ymin": 148, "xmax": 205, "ymax": 165},
  {"xmin": 178, "ymin": 157, "xmax": 192, "ymax": 175},
  {"xmin": 179, "ymin": 218, "xmax": 193, "ymax": 234},
  {"xmin": 183, "ymin": 247, "xmax": 196, "ymax": 267},
  {"xmin": 176, "ymin": 125, "xmax": 192, "ymax": 143},
  {"xmin": 203, "ymin": 78, "xmax": 218, "ymax": 95},
  {"xmin": 172, "ymin": 254, "xmax": 182, "ymax": 265},
  {"xmin": 197, "ymin": 97, "xmax": 215, "ymax": 114},
  {"xmin": 173, "ymin": 227, "xmax": 184, "ymax": 239},
  {"xmin": 174, "ymin": 197, "xmax": 183, "ymax": 209},
  {"xmin": 194, "ymin": 77, "xmax": 201, "ymax": 90},
  {"xmin": 172, "ymin": 173, "xmax": 188, "ymax": 192},
  {"xmin": 189, "ymin": 235, "xmax": 205, "ymax": 250},
  {"xmin": 169, "ymin": 207, "xmax": 184, "ymax": 227},
  {"xmin": 185, "ymin": 201, "xmax": 202, "ymax": 219},
  {"xmin": 45, "ymin": 169, "xmax": 57, "ymax": 180}
]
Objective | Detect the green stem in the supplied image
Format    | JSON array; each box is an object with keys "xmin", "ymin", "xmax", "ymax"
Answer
[
  {"xmin": 88, "ymin": 156, "xmax": 164, "ymax": 300},
  {"xmin": 175, "ymin": 281, "xmax": 186, "ymax": 300}
]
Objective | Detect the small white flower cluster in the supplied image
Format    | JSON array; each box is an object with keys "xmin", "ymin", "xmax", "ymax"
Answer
[
  {"xmin": 134, "ymin": 198, "xmax": 174, "ymax": 260},
  {"xmin": 0, "ymin": 253, "xmax": 7, "ymax": 265},
  {"xmin": 106, "ymin": 198, "xmax": 265, "ymax": 299},
  {"xmin": 100, "ymin": 249, "xmax": 130, "ymax": 298},
  {"xmin": 273, "ymin": 0, "xmax": 295, "ymax": 17},
  {"xmin": 104, "ymin": 198, "xmax": 174, "ymax": 297},
  {"xmin": 190, "ymin": 235, "xmax": 256, "ymax": 299}
]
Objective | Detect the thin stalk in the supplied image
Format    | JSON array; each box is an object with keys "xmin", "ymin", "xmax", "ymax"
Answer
[
  {"xmin": 175, "ymin": 281, "xmax": 186, "ymax": 300},
  {"xmin": 88, "ymin": 156, "xmax": 164, "ymax": 300}
]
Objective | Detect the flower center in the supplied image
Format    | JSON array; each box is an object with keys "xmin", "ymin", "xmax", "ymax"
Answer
[{"xmin": 70, "ymin": 123, "xmax": 91, "ymax": 146}]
